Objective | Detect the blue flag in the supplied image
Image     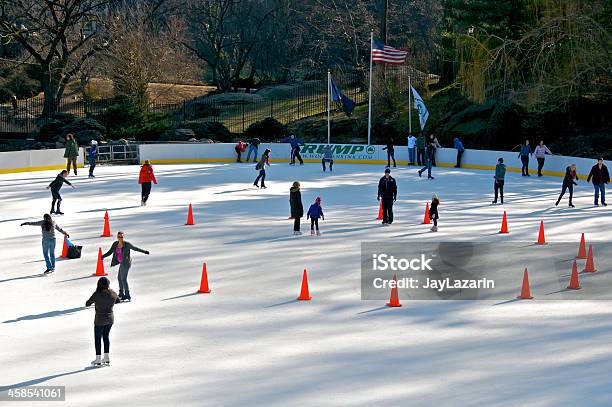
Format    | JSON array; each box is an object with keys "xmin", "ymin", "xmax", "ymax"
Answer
[
  {"xmin": 331, "ymin": 77, "xmax": 356, "ymax": 117},
  {"xmin": 411, "ymin": 86, "xmax": 429, "ymax": 129}
]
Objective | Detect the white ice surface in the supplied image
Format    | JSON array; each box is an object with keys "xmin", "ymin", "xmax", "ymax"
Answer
[{"xmin": 1, "ymin": 163, "xmax": 611, "ymax": 406}]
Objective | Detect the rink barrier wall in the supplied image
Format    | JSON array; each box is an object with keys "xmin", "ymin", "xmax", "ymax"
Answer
[
  {"xmin": 0, "ymin": 148, "xmax": 85, "ymax": 174},
  {"xmin": 139, "ymin": 143, "xmax": 598, "ymax": 178}
]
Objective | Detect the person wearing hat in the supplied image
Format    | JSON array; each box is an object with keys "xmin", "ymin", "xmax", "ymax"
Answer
[
  {"xmin": 492, "ymin": 157, "xmax": 506, "ymax": 204},
  {"xmin": 307, "ymin": 196, "xmax": 325, "ymax": 236},
  {"xmin": 429, "ymin": 194, "xmax": 440, "ymax": 232},
  {"xmin": 88, "ymin": 140, "xmax": 99, "ymax": 178},
  {"xmin": 289, "ymin": 181, "xmax": 304, "ymax": 234},
  {"xmin": 377, "ymin": 168, "xmax": 397, "ymax": 225}
]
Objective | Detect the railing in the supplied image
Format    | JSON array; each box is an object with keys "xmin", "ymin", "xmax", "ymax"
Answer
[{"xmin": 88, "ymin": 143, "xmax": 140, "ymax": 165}]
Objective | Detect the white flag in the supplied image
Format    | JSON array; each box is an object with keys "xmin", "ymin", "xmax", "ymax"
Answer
[{"xmin": 411, "ymin": 87, "xmax": 429, "ymax": 129}]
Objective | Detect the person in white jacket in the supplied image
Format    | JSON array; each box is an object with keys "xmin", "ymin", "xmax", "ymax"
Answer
[
  {"xmin": 407, "ymin": 134, "xmax": 417, "ymax": 165},
  {"xmin": 534, "ymin": 140, "xmax": 553, "ymax": 177}
]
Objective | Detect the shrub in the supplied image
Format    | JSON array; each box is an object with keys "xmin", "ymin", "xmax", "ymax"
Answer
[{"xmin": 244, "ymin": 117, "xmax": 286, "ymax": 141}]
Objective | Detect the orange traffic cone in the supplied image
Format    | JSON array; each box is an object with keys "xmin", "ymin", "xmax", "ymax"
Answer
[
  {"xmin": 101, "ymin": 211, "xmax": 111, "ymax": 237},
  {"xmin": 60, "ymin": 236, "xmax": 69, "ymax": 258},
  {"xmin": 377, "ymin": 200, "xmax": 383, "ymax": 220},
  {"xmin": 576, "ymin": 233, "xmax": 587, "ymax": 259},
  {"xmin": 583, "ymin": 245, "xmax": 597, "ymax": 273},
  {"xmin": 499, "ymin": 211, "xmax": 509, "ymax": 234},
  {"xmin": 93, "ymin": 247, "xmax": 107, "ymax": 276},
  {"xmin": 567, "ymin": 260, "xmax": 581, "ymax": 290},
  {"xmin": 186, "ymin": 203, "xmax": 195, "ymax": 226},
  {"xmin": 423, "ymin": 202, "xmax": 431, "ymax": 224},
  {"xmin": 297, "ymin": 269, "xmax": 312, "ymax": 300},
  {"xmin": 386, "ymin": 274, "xmax": 402, "ymax": 307},
  {"xmin": 536, "ymin": 221, "xmax": 546, "ymax": 245},
  {"xmin": 517, "ymin": 268, "xmax": 534, "ymax": 299},
  {"xmin": 198, "ymin": 262, "xmax": 211, "ymax": 293}
]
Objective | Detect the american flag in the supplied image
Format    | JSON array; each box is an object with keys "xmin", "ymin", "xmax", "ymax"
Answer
[{"xmin": 372, "ymin": 39, "xmax": 408, "ymax": 64}]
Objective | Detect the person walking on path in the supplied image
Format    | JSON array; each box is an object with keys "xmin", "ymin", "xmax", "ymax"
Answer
[
  {"xmin": 518, "ymin": 140, "xmax": 532, "ymax": 176},
  {"xmin": 322, "ymin": 144, "xmax": 334, "ymax": 172},
  {"xmin": 307, "ymin": 196, "xmax": 325, "ymax": 236},
  {"xmin": 289, "ymin": 182, "xmax": 304, "ymax": 235},
  {"xmin": 47, "ymin": 170, "xmax": 74, "ymax": 215},
  {"xmin": 429, "ymin": 194, "xmax": 440, "ymax": 232},
  {"xmin": 382, "ymin": 137, "xmax": 396, "ymax": 168},
  {"xmin": 281, "ymin": 134, "xmax": 305, "ymax": 165},
  {"xmin": 555, "ymin": 164, "xmax": 579, "ymax": 207},
  {"xmin": 102, "ymin": 231, "xmax": 149, "ymax": 302},
  {"xmin": 253, "ymin": 149, "xmax": 271, "ymax": 188},
  {"xmin": 86, "ymin": 277, "xmax": 119, "ymax": 367},
  {"xmin": 454, "ymin": 137, "xmax": 465, "ymax": 168},
  {"xmin": 235, "ymin": 141, "xmax": 247, "ymax": 163},
  {"xmin": 21, "ymin": 214, "xmax": 69, "ymax": 274},
  {"xmin": 64, "ymin": 133, "xmax": 79, "ymax": 176},
  {"xmin": 88, "ymin": 140, "xmax": 98, "ymax": 178},
  {"xmin": 377, "ymin": 168, "xmax": 397, "ymax": 225},
  {"xmin": 429, "ymin": 135, "xmax": 441, "ymax": 166},
  {"xmin": 416, "ymin": 133, "xmax": 426, "ymax": 166},
  {"xmin": 138, "ymin": 160, "xmax": 157, "ymax": 206},
  {"xmin": 246, "ymin": 137, "xmax": 261, "ymax": 162},
  {"xmin": 418, "ymin": 142, "xmax": 435, "ymax": 179},
  {"xmin": 492, "ymin": 158, "xmax": 506, "ymax": 204},
  {"xmin": 534, "ymin": 140, "xmax": 553, "ymax": 177},
  {"xmin": 587, "ymin": 158, "xmax": 610, "ymax": 206}
]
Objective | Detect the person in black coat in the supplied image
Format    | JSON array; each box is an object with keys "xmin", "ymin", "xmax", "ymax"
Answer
[
  {"xmin": 290, "ymin": 181, "xmax": 304, "ymax": 234},
  {"xmin": 47, "ymin": 170, "xmax": 75, "ymax": 215},
  {"xmin": 377, "ymin": 168, "xmax": 397, "ymax": 225},
  {"xmin": 586, "ymin": 158, "xmax": 610, "ymax": 206},
  {"xmin": 382, "ymin": 137, "xmax": 396, "ymax": 168},
  {"xmin": 555, "ymin": 164, "xmax": 578, "ymax": 207}
]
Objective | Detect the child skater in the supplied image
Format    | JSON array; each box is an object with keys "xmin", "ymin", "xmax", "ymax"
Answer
[
  {"xmin": 86, "ymin": 277, "xmax": 119, "ymax": 367},
  {"xmin": 307, "ymin": 196, "xmax": 325, "ymax": 236},
  {"xmin": 138, "ymin": 160, "xmax": 157, "ymax": 206},
  {"xmin": 429, "ymin": 193, "xmax": 440, "ymax": 232},
  {"xmin": 47, "ymin": 170, "xmax": 75, "ymax": 215}
]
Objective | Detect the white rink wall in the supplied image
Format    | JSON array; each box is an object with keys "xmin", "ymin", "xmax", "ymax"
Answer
[{"xmin": 0, "ymin": 148, "xmax": 85, "ymax": 174}]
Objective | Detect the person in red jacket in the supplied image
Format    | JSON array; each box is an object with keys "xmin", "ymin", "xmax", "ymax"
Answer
[
  {"xmin": 235, "ymin": 141, "xmax": 247, "ymax": 163},
  {"xmin": 138, "ymin": 160, "xmax": 157, "ymax": 206}
]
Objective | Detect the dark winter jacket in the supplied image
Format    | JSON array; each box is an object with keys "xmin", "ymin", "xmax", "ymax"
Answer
[
  {"xmin": 88, "ymin": 145, "xmax": 98, "ymax": 161},
  {"xmin": 289, "ymin": 187, "xmax": 304, "ymax": 218},
  {"xmin": 307, "ymin": 203, "xmax": 324, "ymax": 220},
  {"xmin": 425, "ymin": 144, "xmax": 436, "ymax": 161},
  {"xmin": 255, "ymin": 153, "xmax": 270, "ymax": 170},
  {"xmin": 64, "ymin": 139, "xmax": 78, "ymax": 158},
  {"xmin": 383, "ymin": 140, "xmax": 395, "ymax": 153},
  {"xmin": 102, "ymin": 241, "xmax": 148, "ymax": 267},
  {"xmin": 416, "ymin": 135, "xmax": 426, "ymax": 149},
  {"xmin": 429, "ymin": 199, "xmax": 440, "ymax": 219},
  {"xmin": 322, "ymin": 145, "xmax": 333, "ymax": 160},
  {"xmin": 587, "ymin": 164, "xmax": 610, "ymax": 185},
  {"xmin": 495, "ymin": 163, "xmax": 506, "ymax": 181},
  {"xmin": 453, "ymin": 138, "xmax": 464, "ymax": 152},
  {"xmin": 49, "ymin": 174, "xmax": 72, "ymax": 191},
  {"xmin": 282, "ymin": 136, "xmax": 304, "ymax": 149},
  {"xmin": 562, "ymin": 166, "xmax": 579, "ymax": 186},
  {"xmin": 248, "ymin": 138, "xmax": 261, "ymax": 147},
  {"xmin": 378, "ymin": 175, "xmax": 397, "ymax": 200},
  {"xmin": 518, "ymin": 145, "xmax": 532, "ymax": 157},
  {"xmin": 86, "ymin": 289, "xmax": 119, "ymax": 326}
]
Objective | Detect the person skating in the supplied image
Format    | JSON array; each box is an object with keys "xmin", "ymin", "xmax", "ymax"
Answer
[
  {"xmin": 322, "ymin": 144, "xmax": 334, "ymax": 172},
  {"xmin": 429, "ymin": 135, "xmax": 441, "ymax": 166},
  {"xmin": 429, "ymin": 194, "xmax": 440, "ymax": 232},
  {"xmin": 534, "ymin": 140, "xmax": 553, "ymax": 177},
  {"xmin": 492, "ymin": 158, "xmax": 506, "ymax": 204},
  {"xmin": 88, "ymin": 140, "xmax": 98, "ymax": 178},
  {"xmin": 586, "ymin": 158, "xmax": 610, "ymax": 206},
  {"xmin": 47, "ymin": 170, "xmax": 74, "ymax": 215},
  {"xmin": 138, "ymin": 160, "xmax": 157, "ymax": 206},
  {"xmin": 416, "ymin": 133, "xmax": 426, "ymax": 166},
  {"xmin": 407, "ymin": 134, "xmax": 416, "ymax": 165},
  {"xmin": 64, "ymin": 133, "xmax": 79, "ymax": 176},
  {"xmin": 246, "ymin": 137, "xmax": 261, "ymax": 162},
  {"xmin": 86, "ymin": 277, "xmax": 119, "ymax": 367},
  {"xmin": 377, "ymin": 168, "xmax": 397, "ymax": 225},
  {"xmin": 555, "ymin": 164, "xmax": 579, "ymax": 207},
  {"xmin": 307, "ymin": 196, "xmax": 325, "ymax": 236},
  {"xmin": 235, "ymin": 141, "xmax": 247, "ymax": 163},
  {"xmin": 418, "ymin": 142, "xmax": 435, "ymax": 179},
  {"xmin": 102, "ymin": 231, "xmax": 149, "ymax": 302},
  {"xmin": 254, "ymin": 148, "xmax": 271, "ymax": 188},
  {"xmin": 281, "ymin": 134, "xmax": 305, "ymax": 165},
  {"xmin": 518, "ymin": 140, "xmax": 532, "ymax": 176},
  {"xmin": 454, "ymin": 137, "xmax": 465, "ymax": 168},
  {"xmin": 21, "ymin": 214, "xmax": 69, "ymax": 274},
  {"xmin": 289, "ymin": 182, "xmax": 304, "ymax": 235},
  {"xmin": 382, "ymin": 137, "xmax": 396, "ymax": 168}
]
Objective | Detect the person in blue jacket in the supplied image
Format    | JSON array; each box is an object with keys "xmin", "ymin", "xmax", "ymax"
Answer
[
  {"xmin": 281, "ymin": 134, "xmax": 305, "ymax": 165},
  {"xmin": 453, "ymin": 137, "xmax": 465, "ymax": 168},
  {"xmin": 88, "ymin": 140, "xmax": 98, "ymax": 178},
  {"xmin": 306, "ymin": 196, "xmax": 325, "ymax": 236},
  {"xmin": 518, "ymin": 140, "xmax": 532, "ymax": 176}
]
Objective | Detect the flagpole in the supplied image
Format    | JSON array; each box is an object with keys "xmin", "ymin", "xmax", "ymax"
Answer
[
  {"xmin": 327, "ymin": 70, "xmax": 331, "ymax": 145},
  {"xmin": 367, "ymin": 30, "xmax": 373, "ymax": 146},
  {"xmin": 408, "ymin": 75, "xmax": 412, "ymax": 134}
]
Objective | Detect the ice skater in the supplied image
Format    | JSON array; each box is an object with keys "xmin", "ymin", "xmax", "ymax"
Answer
[
  {"xmin": 235, "ymin": 140, "xmax": 247, "ymax": 162},
  {"xmin": 138, "ymin": 160, "xmax": 157, "ymax": 206},
  {"xmin": 307, "ymin": 196, "xmax": 324, "ymax": 236},
  {"xmin": 534, "ymin": 140, "xmax": 552, "ymax": 177},
  {"xmin": 246, "ymin": 137, "xmax": 260, "ymax": 162},
  {"xmin": 47, "ymin": 170, "xmax": 75, "ymax": 215},
  {"xmin": 21, "ymin": 214, "xmax": 70, "ymax": 274},
  {"xmin": 418, "ymin": 142, "xmax": 435, "ymax": 179},
  {"xmin": 322, "ymin": 144, "xmax": 334, "ymax": 172},
  {"xmin": 383, "ymin": 137, "xmax": 396, "ymax": 168},
  {"xmin": 254, "ymin": 148, "xmax": 271, "ymax": 188},
  {"xmin": 586, "ymin": 158, "xmax": 609, "ymax": 206},
  {"xmin": 102, "ymin": 231, "xmax": 149, "ymax": 302},
  {"xmin": 377, "ymin": 168, "xmax": 397, "ymax": 225},
  {"xmin": 429, "ymin": 194, "xmax": 440, "ymax": 232},
  {"xmin": 492, "ymin": 157, "xmax": 506, "ymax": 204},
  {"xmin": 290, "ymin": 182, "xmax": 304, "ymax": 235},
  {"xmin": 86, "ymin": 277, "xmax": 119, "ymax": 367},
  {"xmin": 88, "ymin": 140, "xmax": 98, "ymax": 178},
  {"xmin": 64, "ymin": 133, "xmax": 79, "ymax": 176},
  {"xmin": 555, "ymin": 164, "xmax": 578, "ymax": 207},
  {"xmin": 407, "ymin": 134, "xmax": 416, "ymax": 165},
  {"xmin": 518, "ymin": 140, "xmax": 532, "ymax": 176},
  {"xmin": 454, "ymin": 137, "xmax": 465, "ymax": 168},
  {"xmin": 281, "ymin": 134, "xmax": 305, "ymax": 165},
  {"xmin": 429, "ymin": 134, "xmax": 441, "ymax": 166}
]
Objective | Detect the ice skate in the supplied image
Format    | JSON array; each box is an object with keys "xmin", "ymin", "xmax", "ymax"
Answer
[
  {"xmin": 311, "ymin": 230, "xmax": 315, "ymax": 236},
  {"xmin": 102, "ymin": 353, "xmax": 110, "ymax": 366},
  {"xmin": 91, "ymin": 356, "xmax": 102, "ymax": 367},
  {"xmin": 316, "ymin": 230, "xmax": 321, "ymax": 236}
]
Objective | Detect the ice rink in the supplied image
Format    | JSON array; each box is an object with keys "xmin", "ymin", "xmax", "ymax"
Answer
[{"xmin": 1, "ymin": 162, "xmax": 611, "ymax": 406}]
